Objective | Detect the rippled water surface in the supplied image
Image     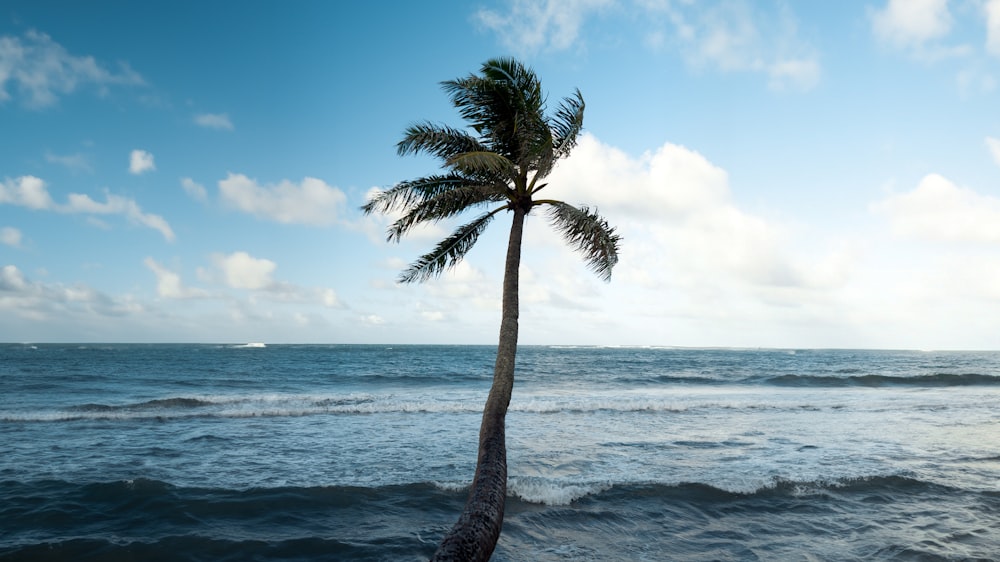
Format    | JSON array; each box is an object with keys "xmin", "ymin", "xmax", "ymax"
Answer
[{"xmin": 2, "ymin": 344, "xmax": 999, "ymax": 560}]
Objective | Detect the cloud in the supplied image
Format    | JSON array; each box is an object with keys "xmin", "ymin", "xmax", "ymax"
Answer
[
  {"xmin": 542, "ymin": 133, "xmax": 852, "ymax": 291},
  {"xmin": 1, "ymin": 175, "xmax": 174, "ymax": 241},
  {"xmin": 218, "ymin": 173, "xmax": 347, "ymax": 226},
  {"xmin": 45, "ymin": 151, "xmax": 92, "ymax": 173},
  {"xmin": 194, "ymin": 113, "xmax": 234, "ymax": 131},
  {"xmin": 180, "ymin": 177, "xmax": 208, "ymax": 201},
  {"xmin": 143, "ymin": 258, "xmax": 210, "ymax": 299},
  {"xmin": 209, "ymin": 251, "xmax": 344, "ymax": 308},
  {"xmin": 129, "ymin": 149, "xmax": 156, "ymax": 175},
  {"xmin": 872, "ymin": 0, "xmax": 952, "ymax": 48},
  {"xmin": 872, "ymin": 173, "xmax": 1000, "ymax": 244},
  {"xmin": 987, "ymin": 0, "xmax": 1000, "ymax": 57},
  {"xmin": 650, "ymin": 1, "xmax": 821, "ymax": 91},
  {"xmin": 869, "ymin": 0, "xmax": 976, "ymax": 62},
  {"xmin": 0, "ymin": 264, "xmax": 143, "ymax": 321},
  {"xmin": 1, "ymin": 227, "xmax": 21, "ymax": 248},
  {"xmin": 66, "ymin": 192, "xmax": 175, "ymax": 241},
  {"xmin": 359, "ymin": 314, "xmax": 385, "ymax": 326},
  {"xmin": 0, "ymin": 30, "xmax": 144, "ymax": 108},
  {"xmin": 476, "ymin": 0, "xmax": 613, "ymax": 52},
  {"xmin": 0, "ymin": 175, "xmax": 55, "ymax": 209},
  {"xmin": 213, "ymin": 251, "xmax": 276, "ymax": 290}
]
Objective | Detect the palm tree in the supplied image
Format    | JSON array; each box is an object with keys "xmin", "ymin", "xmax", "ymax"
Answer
[{"xmin": 362, "ymin": 57, "xmax": 621, "ymax": 561}]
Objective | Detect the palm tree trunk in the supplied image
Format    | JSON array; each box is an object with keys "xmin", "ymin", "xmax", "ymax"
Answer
[{"xmin": 431, "ymin": 207, "xmax": 525, "ymax": 562}]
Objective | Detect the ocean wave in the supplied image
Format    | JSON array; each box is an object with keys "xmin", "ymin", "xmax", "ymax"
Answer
[
  {"xmin": 763, "ymin": 373, "xmax": 1000, "ymax": 387},
  {"xmin": 3, "ymin": 474, "xmax": 963, "ymax": 513},
  {"xmin": 2, "ymin": 393, "xmax": 701, "ymax": 422},
  {"xmin": 4, "ymin": 476, "xmax": 997, "ymax": 561}
]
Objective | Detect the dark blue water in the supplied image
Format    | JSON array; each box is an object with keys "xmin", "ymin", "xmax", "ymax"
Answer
[{"xmin": 2, "ymin": 344, "xmax": 999, "ymax": 560}]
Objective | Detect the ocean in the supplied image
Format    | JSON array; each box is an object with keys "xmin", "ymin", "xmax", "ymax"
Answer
[{"xmin": 1, "ymin": 344, "xmax": 998, "ymax": 561}]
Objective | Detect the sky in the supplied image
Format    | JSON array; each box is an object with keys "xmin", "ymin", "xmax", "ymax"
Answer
[{"xmin": 3, "ymin": 0, "xmax": 1000, "ymax": 349}]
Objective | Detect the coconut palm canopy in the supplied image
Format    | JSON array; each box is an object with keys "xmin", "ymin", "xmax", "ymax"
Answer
[{"xmin": 363, "ymin": 57, "xmax": 620, "ymax": 284}]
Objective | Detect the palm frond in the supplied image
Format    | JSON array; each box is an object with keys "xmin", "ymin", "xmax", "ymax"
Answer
[
  {"xmin": 387, "ymin": 184, "xmax": 508, "ymax": 242},
  {"xmin": 399, "ymin": 208, "xmax": 504, "ymax": 283},
  {"xmin": 362, "ymin": 174, "xmax": 475, "ymax": 216},
  {"xmin": 544, "ymin": 201, "xmax": 621, "ymax": 282},
  {"xmin": 445, "ymin": 151, "xmax": 515, "ymax": 178},
  {"xmin": 550, "ymin": 89, "xmax": 585, "ymax": 162},
  {"xmin": 442, "ymin": 58, "xmax": 548, "ymax": 163},
  {"xmin": 397, "ymin": 122, "xmax": 486, "ymax": 161}
]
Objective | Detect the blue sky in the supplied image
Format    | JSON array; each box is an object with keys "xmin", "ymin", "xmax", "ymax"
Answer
[{"xmin": 3, "ymin": 0, "xmax": 1000, "ymax": 349}]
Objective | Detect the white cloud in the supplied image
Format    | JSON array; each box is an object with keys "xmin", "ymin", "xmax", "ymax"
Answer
[
  {"xmin": 360, "ymin": 314, "xmax": 385, "ymax": 326},
  {"xmin": 872, "ymin": 0, "xmax": 952, "ymax": 48},
  {"xmin": 194, "ymin": 112, "xmax": 234, "ymax": 131},
  {"xmin": 652, "ymin": 1, "xmax": 821, "ymax": 91},
  {"xmin": 208, "ymin": 251, "xmax": 344, "ymax": 308},
  {"xmin": 543, "ymin": 133, "xmax": 852, "ymax": 291},
  {"xmin": 476, "ymin": 0, "xmax": 613, "ymax": 52},
  {"xmin": 1, "ymin": 175, "xmax": 174, "ymax": 241},
  {"xmin": 1, "ymin": 227, "xmax": 22, "ymax": 248},
  {"xmin": 66, "ymin": 191, "xmax": 175, "ymax": 241},
  {"xmin": 129, "ymin": 149, "xmax": 155, "ymax": 175},
  {"xmin": 0, "ymin": 175, "xmax": 54, "ymax": 209},
  {"xmin": 219, "ymin": 173, "xmax": 347, "ymax": 226},
  {"xmin": 213, "ymin": 251, "xmax": 276, "ymax": 290},
  {"xmin": 987, "ymin": 0, "xmax": 1000, "ymax": 56},
  {"xmin": 180, "ymin": 177, "xmax": 208, "ymax": 201},
  {"xmin": 871, "ymin": 173, "xmax": 1000, "ymax": 243},
  {"xmin": 0, "ymin": 264, "xmax": 143, "ymax": 321},
  {"xmin": 143, "ymin": 258, "xmax": 210, "ymax": 299},
  {"xmin": 0, "ymin": 30, "xmax": 144, "ymax": 108}
]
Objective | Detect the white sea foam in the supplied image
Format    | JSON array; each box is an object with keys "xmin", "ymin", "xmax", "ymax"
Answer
[{"xmin": 508, "ymin": 476, "xmax": 613, "ymax": 505}]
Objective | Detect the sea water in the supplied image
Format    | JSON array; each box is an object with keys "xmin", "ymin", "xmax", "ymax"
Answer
[{"xmin": 1, "ymin": 344, "xmax": 998, "ymax": 560}]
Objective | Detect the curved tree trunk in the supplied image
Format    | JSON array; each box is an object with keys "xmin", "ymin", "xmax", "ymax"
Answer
[{"xmin": 431, "ymin": 207, "xmax": 525, "ymax": 561}]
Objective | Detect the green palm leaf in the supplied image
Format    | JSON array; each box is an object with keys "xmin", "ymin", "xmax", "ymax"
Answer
[
  {"xmin": 387, "ymin": 184, "xmax": 508, "ymax": 242},
  {"xmin": 397, "ymin": 122, "xmax": 486, "ymax": 161},
  {"xmin": 445, "ymin": 151, "xmax": 515, "ymax": 177},
  {"xmin": 550, "ymin": 89, "xmax": 585, "ymax": 161},
  {"xmin": 399, "ymin": 208, "xmax": 504, "ymax": 283},
  {"xmin": 362, "ymin": 174, "xmax": 474, "ymax": 216},
  {"xmin": 544, "ymin": 201, "xmax": 621, "ymax": 282}
]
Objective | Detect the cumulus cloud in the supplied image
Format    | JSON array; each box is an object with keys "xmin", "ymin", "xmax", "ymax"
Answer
[
  {"xmin": 180, "ymin": 177, "xmax": 208, "ymax": 201},
  {"xmin": 143, "ymin": 258, "xmax": 210, "ymax": 299},
  {"xmin": 542, "ymin": 133, "xmax": 852, "ymax": 291},
  {"xmin": 872, "ymin": 173, "xmax": 1000, "ymax": 243},
  {"xmin": 218, "ymin": 173, "xmax": 346, "ymax": 226},
  {"xmin": 0, "ymin": 30, "xmax": 144, "ymax": 108},
  {"xmin": 1, "ymin": 227, "xmax": 22, "ymax": 248},
  {"xmin": 0, "ymin": 175, "xmax": 54, "ymax": 209},
  {"xmin": 208, "ymin": 251, "xmax": 344, "ymax": 308},
  {"xmin": 476, "ymin": 0, "xmax": 613, "ymax": 52},
  {"xmin": 1, "ymin": 175, "xmax": 174, "ymax": 241},
  {"xmin": 212, "ymin": 251, "xmax": 276, "ymax": 290},
  {"xmin": 129, "ymin": 149, "xmax": 155, "ymax": 175},
  {"xmin": 194, "ymin": 113, "xmax": 234, "ymax": 130}
]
